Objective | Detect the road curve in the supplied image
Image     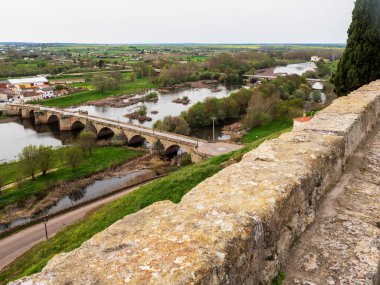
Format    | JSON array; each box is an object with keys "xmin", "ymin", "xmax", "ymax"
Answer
[{"xmin": 0, "ymin": 183, "xmax": 144, "ymax": 271}]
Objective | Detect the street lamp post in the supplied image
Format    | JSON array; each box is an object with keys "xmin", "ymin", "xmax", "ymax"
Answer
[
  {"xmin": 211, "ymin": 117, "xmax": 217, "ymax": 142},
  {"xmin": 42, "ymin": 218, "xmax": 48, "ymax": 240}
]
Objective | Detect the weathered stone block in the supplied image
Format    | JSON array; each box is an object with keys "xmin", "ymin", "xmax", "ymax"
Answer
[{"xmin": 10, "ymin": 81, "xmax": 380, "ymax": 285}]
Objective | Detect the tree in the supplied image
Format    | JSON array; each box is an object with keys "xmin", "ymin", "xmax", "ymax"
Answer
[
  {"xmin": 38, "ymin": 145, "xmax": 54, "ymax": 176},
  {"xmin": 138, "ymin": 105, "xmax": 148, "ymax": 116},
  {"xmin": 76, "ymin": 131, "xmax": 97, "ymax": 157},
  {"xmin": 333, "ymin": 0, "xmax": 380, "ymax": 96},
  {"xmin": 154, "ymin": 116, "xmax": 191, "ymax": 135},
  {"xmin": 129, "ymin": 72, "xmax": 136, "ymax": 82},
  {"xmin": 98, "ymin": 59, "xmax": 105, "ymax": 69},
  {"xmin": 65, "ymin": 146, "xmax": 83, "ymax": 171},
  {"xmin": 16, "ymin": 174, "xmax": 24, "ymax": 191},
  {"xmin": 93, "ymin": 74, "xmax": 120, "ymax": 93},
  {"xmin": 243, "ymin": 86, "xmax": 280, "ymax": 130},
  {"xmin": 311, "ymin": 90, "xmax": 322, "ymax": 103},
  {"xmin": 18, "ymin": 145, "xmax": 39, "ymax": 180}
]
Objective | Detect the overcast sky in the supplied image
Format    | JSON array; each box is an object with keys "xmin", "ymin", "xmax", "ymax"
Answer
[{"xmin": 1, "ymin": 0, "xmax": 355, "ymax": 44}]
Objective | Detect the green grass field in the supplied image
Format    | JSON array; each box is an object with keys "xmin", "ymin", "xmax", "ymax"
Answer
[
  {"xmin": 242, "ymin": 119, "xmax": 293, "ymax": 143},
  {"xmin": 0, "ymin": 147, "xmax": 142, "ymax": 212},
  {"xmin": 0, "ymin": 129, "xmax": 289, "ymax": 284},
  {"xmin": 35, "ymin": 78, "xmax": 156, "ymax": 108}
]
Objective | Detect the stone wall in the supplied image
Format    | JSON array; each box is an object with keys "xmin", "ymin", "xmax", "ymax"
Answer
[{"xmin": 11, "ymin": 81, "xmax": 380, "ymax": 285}]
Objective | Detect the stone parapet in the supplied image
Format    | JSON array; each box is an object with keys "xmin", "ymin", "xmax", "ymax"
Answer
[{"xmin": 11, "ymin": 81, "xmax": 380, "ymax": 285}]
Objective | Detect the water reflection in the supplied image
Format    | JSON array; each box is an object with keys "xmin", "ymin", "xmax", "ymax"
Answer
[
  {"xmin": 0, "ymin": 118, "xmax": 79, "ymax": 162},
  {"xmin": 0, "ymin": 169, "xmax": 152, "ymax": 233}
]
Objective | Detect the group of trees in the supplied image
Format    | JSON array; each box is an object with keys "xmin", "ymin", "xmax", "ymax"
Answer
[
  {"xmin": 304, "ymin": 59, "xmax": 332, "ymax": 79},
  {"xmin": 153, "ymin": 52, "xmax": 288, "ymax": 87},
  {"xmin": 65, "ymin": 131, "xmax": 97, "ymax": 171},
  {"xmin": 15, "ymin": 131, "xmax": 97, "ymax": 189},
  {"xmin": 154, "ymin": 75, "xmax": 330, "ymax": 135},
  {"xmin": 18, "ymin": 145, "xmax": 55, "ymax": 181},
  {"xmin": 154, "ymin": 116, "xmax": 191, "ymax": 135}
]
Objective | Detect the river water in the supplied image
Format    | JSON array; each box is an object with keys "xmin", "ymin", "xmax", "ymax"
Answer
[
  {"xmin": 0, "ymin": 169, "xmax": 152, "ymax": 233},
  {"xmin": 0, "ymin": 85, "xmax": 239, "ymax": 161},
  {"xmin": 274, "ymin": 62, "xmax": 317, "ymax": 76},
  {"xmin": 70, "ymin": 84, "xmax": 239, "ymax": 128},
  {"xmin": 0, "ymin": 119, "xmax": 81, "ymax": 162}
]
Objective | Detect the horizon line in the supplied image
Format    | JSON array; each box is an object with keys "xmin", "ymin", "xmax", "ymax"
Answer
[{"xmin": 0, "ymin": 42, "xmax": 346, "ymax": 46}]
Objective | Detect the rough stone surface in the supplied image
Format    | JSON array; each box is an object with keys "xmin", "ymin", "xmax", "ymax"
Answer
[
  {"xmin": 284, "ymin": 128, "xmax": 380, "ymax": 285},
  {"xmin": 10, "ymin": 81, "xmax": 380, "ymax": 285}
]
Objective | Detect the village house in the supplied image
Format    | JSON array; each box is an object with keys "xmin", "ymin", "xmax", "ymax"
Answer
[
  {"xmin": 39, "ymin": 86, "xmax": 55, "ymax": 99},
  {"xmin": 20, "ymin": 90, "xmax": 42, "ymax": 102},
  {"xmin": 0, "ymin": 89, "xmax": 16, "ymax": 102}
]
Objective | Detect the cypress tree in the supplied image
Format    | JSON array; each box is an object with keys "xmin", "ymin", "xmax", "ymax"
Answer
[{"xmin": 333, "ymin": 0, "xmax": 380, "ymax": 96}]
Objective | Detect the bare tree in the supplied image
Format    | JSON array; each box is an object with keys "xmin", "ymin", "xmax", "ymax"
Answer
[
  {"xmin": 18, "ymin": 145, "xmax": 39, "ymax": 180},
  {"xmin": 38, "ymin": 145, "xmax": 55, "ymax": 176},
  {"xmin": 16, "ymin": 174, "xmax": 24, "ymax": 191},
  {"xmin": 76, "ymin": 131, "xmax": 97, "ymax": 157},
  {"xmin": 65, "ymin": 146, "xmax": 83, "ymax": 171}
]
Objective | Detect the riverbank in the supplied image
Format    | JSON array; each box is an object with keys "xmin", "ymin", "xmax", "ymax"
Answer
[
  {"xmin": 0, "ymin": 128, "xmax": 290, "ymax": 284},
  {"xmin": 33, "ymin": 78, "xmax": 156, "ymax": 108},
  {"xmin": 0, "ymin": 115, "xmax": 18, "ymax": 124},
  {"xmin": 156, "ymin": 79, "xmax": 220, "ymax": 93},
  {"xmin": 0, "ymin": 146, "xmax": 143, "ymax": 225}
]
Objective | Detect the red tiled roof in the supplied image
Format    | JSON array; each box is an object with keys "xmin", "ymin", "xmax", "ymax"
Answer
[{"xmin": 293, "ymin": 116, "xmax": 313, "ymax": 123}]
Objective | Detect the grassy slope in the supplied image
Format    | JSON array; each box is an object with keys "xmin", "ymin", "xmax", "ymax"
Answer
[
  {"xmin": 242, "ymin": 119, "xmax": 293, "ymax": 143},
  {"xmin": 0, "ymin": 129, "xmax": 289, "ymax": 284},
  {"xmin": 0, "ymin": 147, "xmax": 142, "ymax": 212},
  {"xmin": 35, "ymin": 78, "xmax": 156, "ymax": 108}
]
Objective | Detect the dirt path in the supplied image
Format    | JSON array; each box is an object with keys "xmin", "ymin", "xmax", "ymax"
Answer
[
  {"xmin": 284, "ymin": 122, "xmax": 380, "ymax": 284},
  {"xmin": 1, "ymin": 168, "xmax": 58, "ymax": 191}
]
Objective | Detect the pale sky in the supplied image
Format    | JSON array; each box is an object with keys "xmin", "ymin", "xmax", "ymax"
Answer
[{"xmin": 1, "ymin": 0, "xmax": 355, "ymax": 44}]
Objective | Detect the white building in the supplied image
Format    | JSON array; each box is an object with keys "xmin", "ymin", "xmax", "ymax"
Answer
[
  {"xmin": 7, "ymin": 77, "xmax": 49, "ymax": 88},
  {"xmin": 312, "ymin": 82, "xmax": 324, "ymax": 90},
  {"xmin": 311, "ymin": 56, "xmax": 322, "ymax": 62},
  {"xmin": 39, "ymin": 87, "xmax": 55, "ymax": 99}
]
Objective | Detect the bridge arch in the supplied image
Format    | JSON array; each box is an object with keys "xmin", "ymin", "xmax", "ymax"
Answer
[
  {"xmin": 97, "ymin": 127, "xmax": 115, "ymax": 140},
  {"xmin": 18, "ymin": 108, "xmax": 22, "ymax": 116},
  {"xmin": 128, "ymin": 135, "xmax": 146, "ymax": 147},
  {"xmin": 71, "ymin": 120, "xmax": 85, "ymax": 131},
  {"xmin": 164, "ymin": 144, "xmax": 181, "ymax": 158},
  {"xmin": 47, "ymin": 114, "xmax": 60, "ymax": 124},
  {"xmin": 29, "ymin": 109, "xmax": 35, "ymax": 117}
]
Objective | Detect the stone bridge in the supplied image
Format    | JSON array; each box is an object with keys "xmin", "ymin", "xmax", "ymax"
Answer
[
  {"xmin": 6, "ymin": 104, "xmax": 242, "ymax": 162},
  {"xmin": 10, "ymin": 81, "xmax": 380, "ymax": 285},
  {"xmin": 243, "ymin": 74, "xmax": 327, "ymax": 83}
]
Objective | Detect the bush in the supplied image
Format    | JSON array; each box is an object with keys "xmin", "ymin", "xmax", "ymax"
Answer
[
  {"xmin": 180, "ymin": 153, "xmax": 192, "ymax": 166},
  {"xmin": 154, "ymin": 116, "xmax": 190, "ymax": 135}
]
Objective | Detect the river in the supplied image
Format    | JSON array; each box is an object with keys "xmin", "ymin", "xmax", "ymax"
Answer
[
  {"xmin": 0, "ymin": 85, "xmax": 239, "ymax": 161},
  {"xmin": 0, "ymin": 119, "xmax": 81, "ymax": 162},
  {"xmin": 0, "ymin": 169, "xmax": 153, "ymax": 234},
  {"xmin": 69, "ymin": 84, "xmax": 239, "ymax": 128}
]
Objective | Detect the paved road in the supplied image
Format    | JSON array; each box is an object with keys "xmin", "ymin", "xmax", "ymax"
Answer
[{"xmin": 0, "ymin": 183, "xmax": 142, "ymax": 270}]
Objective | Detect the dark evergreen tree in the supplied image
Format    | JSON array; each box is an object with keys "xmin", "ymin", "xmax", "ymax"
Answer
[{"xmin": 333, "ymin": 0, "xmax": 380, "ymax": 96}]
